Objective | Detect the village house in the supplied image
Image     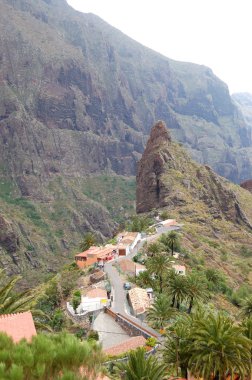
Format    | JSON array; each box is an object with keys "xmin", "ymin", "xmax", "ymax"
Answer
[
  {"xmin": 128, "ymin": 287, "xmax": 151, "ymax": 316},
  {"xmin": 77, "ymin": 288, "xmax": 109, "ymax": 314},
  {"xmin": 0, "ymin": 311, "xmax": 37, "ymax": 343},
  {"xmin": 75, "ymin": 245, "xmax": 117, "ymax": 269},
  {"xmin": 172, "ymin": 264, "xmax": 186, "ymax": 275},
  {"xmin": 116, "ymin": 231, "xmax": 141, "ymax": 256}
]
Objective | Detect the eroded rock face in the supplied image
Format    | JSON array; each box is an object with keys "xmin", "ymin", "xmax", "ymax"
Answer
[
  {"xmin": 136, "ymin": 121, "xmax": 173, "ymax": 213},
  {"xmin": 0, "ymin": 215, "xmax": 19, "ymax": 253},
  {"xmin": 241, "ymin": 179, "xmax": 252, "ymax": 193},
  {"xmin": 136, "ymin": 121, "xmax": 252, "ymax": 229}
]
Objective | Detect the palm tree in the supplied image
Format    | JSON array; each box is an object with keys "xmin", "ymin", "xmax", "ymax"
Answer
[
  {"xmin": 163, "ymin": 314, "xmax": 191, "ymax": 378},
  {"xmin": 167, "ymin": 271, "xmax": 188, "ymax": 309},
  {"xmin": 146, "ymin": 253, "xmax": 171, "ymax": 293},
  {"xmin": 147, "ymin": 294, "xmax": 176, "ymax": 330},
  {"xmin": 0, "ymin": 274, "xmax": 36, "ymax": 314},
  {"xmin": 165, "ymin": 231, "xmax": 179, "ymax": 256},
  {"xmin": 146, "ymin": 242, "xmax": 163, "ymax": 257},
  {"xmin": 114, "ymin": 347, "xmax": 168, "ymax": 380},
  {"xmin": 0, "ymin": 272, "xmax": 51, "ymax": 330},
  {"xmin": 189, "ymin": 312, "xmax": 251, "ymax": 380},
  {"xmin": 241, "ymin": 296, "xmax": 252, "ymax": 318},
  {"xmin": 79, "ymin": 232, "xmax": 97, "ymax": 251},
  {"xmin": 135, "ymin": 270, "xmax": 154, "ymax": 289},
  {"xmin": 186, "ymin": 272, "xmax": 209, "ymax": 314}
]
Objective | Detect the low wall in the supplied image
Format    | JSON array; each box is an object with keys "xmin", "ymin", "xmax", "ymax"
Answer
[{"xmin": 104, "ymin": 308, "xmax": 159, "ymax": 339}]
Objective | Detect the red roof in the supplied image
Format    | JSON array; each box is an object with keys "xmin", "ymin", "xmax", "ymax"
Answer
[
  {"xmin": 104, "ymin": 335, "xmax": 146, "ymax": 356},
  {"xmin": 0, "ymin": 311, "xmax": 37, "ymax": 343}
]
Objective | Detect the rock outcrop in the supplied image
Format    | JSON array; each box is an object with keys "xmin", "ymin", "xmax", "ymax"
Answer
[
  {"xmin": 136, "ymin": 121, "xmax": 252, "ymax": 230},
  {"xmin": 240, "ymin": 179, "xmax": 252, "ymax": 193}
]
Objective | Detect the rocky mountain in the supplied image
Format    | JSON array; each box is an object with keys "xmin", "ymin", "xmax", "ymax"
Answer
[
  {"xmin": 0, "ymin": 0, "xmax": 252, "ymax": 278},
  {"xmin": 241, "ymin": 179, "xmax": 252, "ymax": 193},
  {"xmin": 232, "ymin": 93, "xmax": 252, "ymax": 128},
  {"xmin": 136, "ymin": 121, "xmax": 252, "ymax": 285}
]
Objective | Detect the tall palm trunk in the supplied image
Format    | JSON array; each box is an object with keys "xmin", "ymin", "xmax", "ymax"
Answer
[{"xmin": 187, "ymin": 297, "xmax": 194, "ymax": 314}]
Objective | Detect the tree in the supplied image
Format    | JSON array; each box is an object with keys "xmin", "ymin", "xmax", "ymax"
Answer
[
  {"xmin": 186, "ymin": 272, "xmax": 209, "ymax": 314},
  {"xmin": 166, "ymin": 231, "xmax": 179, "ymax": 256},
  {"xmin": 147, "ymin": 294, "xmax": 176, "ymax": 330},
  {"xmin": 134, "ymin": 270, "xmax": 154, "ymax": 289},
  {"xmin": 79, "ymin": 232, "xmax": 97, "ymax": 252},
  {"xmin": 146, "ymin": 253, "xmax": 171, "ymax": 293},
  {"xmin": 114, "ymin": 347, "xmax": 168, "ymax": 380},
  {"xmin": 72, "ymin": 290, "xmax": 81, "ymax": 313},
  {"xmin": 0, "ymin": 331, "xmax": 104, "ymax": 379},
  {"xmin": 240, "ymin": 296, "xmax": 252, "ymax": 319},
  {"xmin": 167, "ymin": 271, "xmax": 188, "ymax": 309},
  {"xmin": 189, "ymin": 312, "xmax": 251, "ymax": 380},
  {"xmin": 146, "ymin": 242, "xmax": 163, "ymax": 257},
  {"xmin": 163, "ymin": 314, "xmax": 191, "ymax": 378}
]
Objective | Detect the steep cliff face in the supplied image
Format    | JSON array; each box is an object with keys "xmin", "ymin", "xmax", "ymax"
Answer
[
  {"xmin": 137, "ymin": 121, "xmax": 252, "ymax": 288},
  {"xmin": 1, "ymin": 0, "xmax": 252, "ymax": 277},
  {"xmin": 136, "ymin": 121, "xmax": 252, "ymax": 231}
]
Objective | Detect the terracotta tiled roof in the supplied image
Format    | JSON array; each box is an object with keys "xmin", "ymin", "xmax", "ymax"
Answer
[
  {"xmin": 75, "ymin": 256, "xmax": 97, "ymax": 269},
  {"xmin": 128, "ymin": 287, "xmax": 151, "ymax": 315},
  {"xmin": 0, "ymin": 311, "xmax": 37, "ymax": 343},
  {"xmin": 104, "ymin": 335, "xmax": 146, "ymax": 356},
  {"xmin": 117, "ymin": 231, "xmax": 139, "ymax": 245},
  {"xmin": 86, "ymin": 288, "xmax": 107, "ymax": 299}
]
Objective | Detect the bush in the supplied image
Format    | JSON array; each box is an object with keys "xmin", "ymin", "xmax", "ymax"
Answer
[
  {"xmin": 145, "ymin": 337, "xmax": 157, "ymax": 347},
  {"xmin": 87, "ymin": 330, "xmax": 99, "ymax": 341},
  {"xmin": 230, "ymin": 285, "xmax": 252, "ymax": 307},
  {"xmin": 51, "ymin": 309, "xmax": 65, "ymax": 331}
]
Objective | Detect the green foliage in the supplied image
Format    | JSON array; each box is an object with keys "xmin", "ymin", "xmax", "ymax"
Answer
[
  {"xmin": 230, "ymin": 285, "xmax": 252, "ymax": 307},
  {"xmin": 145, "ymin": 337, "xmax": 157, "ymax": 347},
  {"xmin": 114, "ymin": 347, "xmax": 168, "ymax": 380},
  {"xmin": 240, "ymin": 245, "xmax": 252, "ymax": 258},
  {"xmin": 126, "ymin": 215, "xmax": 153, "ymax": 233},
  {"xmin": 87, "ymin": 330, "xmax": 99, "ymax": 341},
  {"xmin": 164, "ymin": 310, "xmax": 252, "ymax": 379},
  {"xmin": 81, "ymin": 175, "xmax": 135, "ymax": 222},
  {"xmin": 0, "ymin": 332, "xmax": 104, "ymax": 379},
  {"xmin": 159, "ymin": 231, "xmax": 180, "ymax": 255},
  {"xmin": 72, "ymin": 290, "xmax": 81, "ymax": 313},
  {"xmin": 204, "ymin": 268, "xmax": 229, "ymax": 293},
  {"xmin": 147, "ymin": 294, "xmax": 176, "ymax": 329},
  {"xmin": 159, "ymin": 210, "xmax": 169, "ymax": 220},
  {"xmin": 79, "ymin": 232, "xmax": 97, "ymax": 252},
  {"xmin": 51, "ymin": 309, "xmax": 65, "ymax": 332}
]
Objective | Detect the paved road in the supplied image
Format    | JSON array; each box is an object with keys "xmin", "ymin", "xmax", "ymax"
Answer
[
  {"xmin": 104, "ymin": 236, "xmax": 164, "ymax": 338},
  {"xmin": 93, "ymin": 312, "xmax": 130, "ymax": 349}
]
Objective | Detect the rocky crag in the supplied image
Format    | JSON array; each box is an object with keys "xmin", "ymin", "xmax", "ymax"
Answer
[
  {"xmin": 0, "ymin": 0, "xmax": 252, "ymax": 277},
  {"xmin": 137, "ymin": 121, "xmax": 252, "ymax": 286},
  {"xmin": 241, "ymin": 179, "xmax": 252, "ymax": 193}
]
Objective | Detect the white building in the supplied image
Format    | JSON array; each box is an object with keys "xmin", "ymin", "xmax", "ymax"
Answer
[{"xmin": 77, "ymin": 288, "xmax": 109, "ymax": 314}]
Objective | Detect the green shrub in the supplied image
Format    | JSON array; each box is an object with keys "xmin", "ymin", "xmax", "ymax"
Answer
[
  {"xmin": 145, "ymin": 337, "xmax": 157, "ymax": 347},
  {"xmin": 87, "ymin": 330, "xmax": 99, "ymax": 341}
]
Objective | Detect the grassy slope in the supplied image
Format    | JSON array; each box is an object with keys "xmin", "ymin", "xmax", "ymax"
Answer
[{"xmin": 155, "ymin": 142, "xmax": 252, "ymax": 292}]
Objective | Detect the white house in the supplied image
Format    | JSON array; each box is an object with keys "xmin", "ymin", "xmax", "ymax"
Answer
[
  {"xmin": 172, "ymin": 264, "xmax": 186, "ymax": 276},
  {"xmin": 116, "ymin": 231, "xmax": 141, "ymax": 256},
  {"xmin": 77, "ymin": 288, "xmax": 109, "ymax": 314}
]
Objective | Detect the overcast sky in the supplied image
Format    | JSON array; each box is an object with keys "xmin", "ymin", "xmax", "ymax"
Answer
[{"xmin": 67, "ymin": 0, "xmax": 252, "ymax": 95}]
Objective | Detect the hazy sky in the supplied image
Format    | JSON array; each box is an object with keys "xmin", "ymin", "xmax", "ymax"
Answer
[{"xmin": 67, "ymin": 0, "xmax": 252, "ymax": 95}]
